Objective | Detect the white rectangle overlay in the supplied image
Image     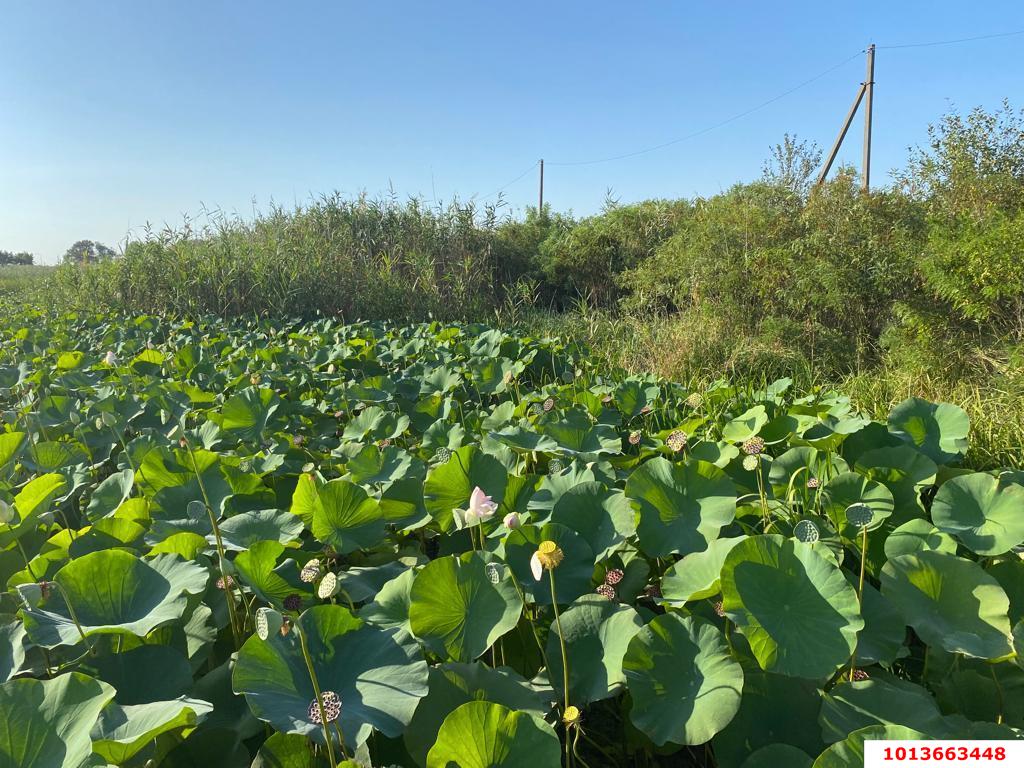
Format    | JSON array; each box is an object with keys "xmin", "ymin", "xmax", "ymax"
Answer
[{"xmin": 864, "ymin": 741, "xmax": 1021, "ymax": 767}]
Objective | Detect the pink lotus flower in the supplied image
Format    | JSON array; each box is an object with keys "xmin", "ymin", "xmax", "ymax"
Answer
[
  {"xmin": 452, "ymin": 486, "xmax": 498, "ymax": 529},
  {"xmin": 104, "ymin": 350, "xmax": 118, "ymax": 366},
  {"xmin": 503, "ymin": 511, "xmax": 521, "ymax": 529}
]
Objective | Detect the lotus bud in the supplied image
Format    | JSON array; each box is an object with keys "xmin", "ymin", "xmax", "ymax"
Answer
[
  {"xmin": 503, "ymin": 511, "xmax": 521, "ymax": 530},
  {"xmin": 104, "ymin": 350, "xmax": 118, "ymax": 366},
  {"xmin": 327, "ymin": 363, "xmax": 336, "ymax": 375},
  {"xmin": 255, "ymin": 607, "xmax": 283, "ymax": 641},
  {"xmin": 317, "ymin": 572, "xmax": 339, "ymax": 599},
  {"xmin": 100, "ymin": 411, "xmax": 117, "ymax": 427},
  {"xmin": 15, "ymin": 582, "xmax": 43, "ymax": 609},
  {"xmin": 0, "ymin": 499, "xmax": 16, "ymax": 525},
  {"xmin": 530, "ymin": 540, "xmax": 564, "ymax": 581}
]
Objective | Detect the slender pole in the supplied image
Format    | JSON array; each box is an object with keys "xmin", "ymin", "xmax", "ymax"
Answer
[
  {"xmin": 862, "ymin": 44, "xmax": 875, "ymax": 192},
  {"xmin": 538, "ymin": 159, "xmax": 544, "ymax": 213},
  {"xmin": 816, "ymin": 83, "xmax": 865, "ymax": 186}
]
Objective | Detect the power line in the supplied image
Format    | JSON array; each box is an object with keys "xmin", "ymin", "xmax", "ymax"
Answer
[
  {"xmin": 546, "ymin": 49, "xmax": 864, "ymax": 167},
  {"xmin": 878, "ymin": 28, "xmax": 1024, "ymax": 50},
  {"xmin": 475, "ymin": 161, "xmax": 540, "ymax": 202}
]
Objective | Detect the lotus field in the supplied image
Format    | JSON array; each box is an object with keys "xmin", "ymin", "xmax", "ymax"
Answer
[{"xmin": 2, "ymin": 310, "xmax": 1023, "ymax": 768}]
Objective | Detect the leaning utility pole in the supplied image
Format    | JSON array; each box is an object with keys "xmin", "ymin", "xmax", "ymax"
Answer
[
  {"xmin": 538, "ymin": 159, "xmax": 545, "ymax": 213},
  {"xmin": 816, "ymin": 44, "xmax": 875, "ymax": 191}
]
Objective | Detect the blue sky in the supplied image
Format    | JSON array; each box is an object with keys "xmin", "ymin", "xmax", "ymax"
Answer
[{"xmin": 2, "ymin": 2, "xmax": 1023, "ymax": 263}]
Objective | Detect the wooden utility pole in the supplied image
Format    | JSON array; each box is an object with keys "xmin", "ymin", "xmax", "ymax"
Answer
[
  {"xmin": 816, "ymin": 44, "xmax": 876, "ymax": 190},
  {"xmin": 862, "ymin": 44, "xmax": 875, "ymax": 192},
  {"xmin": 538, "ymin": 159, "xmax": 545, "ymax": 213}
]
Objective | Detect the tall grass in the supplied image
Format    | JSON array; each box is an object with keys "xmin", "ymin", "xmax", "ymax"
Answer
[{"xmin": 49, "ymin": 195, "xmax": 510, "ymax": 321}]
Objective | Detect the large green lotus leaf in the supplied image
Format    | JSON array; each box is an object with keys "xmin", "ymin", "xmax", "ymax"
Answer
[
  {"xmin": 661, "ymin": 536, "xmax": 747, "ymax": 604},
  {"xmin": 722, "ymin": 405, "xmax": 768, "ymax": 443},
  {"xmin": 0, "ymin": 473, "xmax": 66, "ymax": 549},
  {"xmin": 767, "ymin": 447, "xmax": 848, "ymax": 493},
  {"xmin": 623, "ymin": 613, "xmax": 743, "ymax": 746},
  {"xmin": 847, "ymin": 577, "xmax": 906, "ymax": 666},
  {"xmin": 425, "ymin": 701, "xmax": 561, "ymax": 768},
  {"xmin": 91, "ymin": 696, "xmax": 214, "ymax": 764},
  {"xmin": 0, "ymin": 431, "xmax": 26, "ymax": 470},
  {"xmin": 741, "ymin": 744, "xmax": 813, "ymax": 768},
  {"xmin": 233, "ymin": 605, "xmax": 428, "ymax": 748},
  {"xmin": 933, "ymin": 665, "xmax": 1024, "ymax": 729},
  {"xmin": 818, "ymin": 678, "xmax": 948, "ymax": 743},
  {"xmin": 423, "ymin": 446, "xmax": 508, "ymax": 532},
  {"xmin": 0, "ymin": 672, "xmax": 116, "ymax": 768},
  {"xmin": 537, "ymin": 409, "xmax": 622, "ymax": 459},
  {"xmin": 136, "ymin": 443, "xmax": 234, "ymax": 516},
  {"xmin": 988, "ymin": 560, "xmax": 1024, "ymax": 624},
  {"xmin": 344, "ymin": 444, "xmax": 423, "ymax": 490},
  {"xmin": 626, "ymin": 457, "xmax": 736, "ymax": 558},
  {"xmin": 359, "ymin": 567, "xmax": 416, "ymax": 635},
  {"xmin": 489, "ymin": 425, "xmax": 560, "ymax": 454},
  {"xmin": 84, "ymin": 468, "xmax": 135, "ymax": 522},
  {"xmin": 291, "ymin": 475, "xmax": 385, "ymax": 554},
  {"xmin": 546, "ymin": 594, "xmax": 644, "ymax": 705},
  {"xmin": 549, "ymin": 482, "xmax": 635, "ymax": 559},
  {"xmin": 217, "ymin": 509, "xmax": 305, "ymax": 551},
  {"xmin": 158, "ymin": 726, "xmax": 251, "ymax": 768},
  {"xmin": 80, "ymin": 644, "xmax": 193, "ymax": 705},
  {"xmin": 404, "ymin": 663, "xmax": 552, "ymax": 767},
  {"xmin": 253, "ymin": 732, "xmax": 329, "ymax": 768},
  {"xmin": 712, "ymin": 673, "xmax": 824, "ymax": 768},
  {"xmin": 504, "ymin": 523, "xmax": 595, "ymax": 606},
  {"xmin": 883, "ymin": 519, "xmax": 957, "ymax": 561},
  {"xmin": 342, "ymin": 406, "xmax": 409, "ymax": 442},
  {"xmin": 854, "ymin": 446, "xmax": 936, "ymax": 517},
  {"xmin": 887, "ymin": 397, "xmax": 969, "ymax": 465},
  {"xmin": 335, "ymin": 562, "xmax": 408, "ymax": 603},
  {"xmin": 721, "ymin": 535, "xmax": 863, "ymax": 679},
  {"xmin": 811, "ymin": 725, "xmax": 928, "ymax": 768},
  {"xmin": 23, "ymin": 550, "xmax": 210, "ymax": 647},
  {"xmin": 613, "ymin": 380, "xmax": 661, "ymax": 419},
  {"xmin": 214, "ymin": 386, "xmax": 282, "ymax": 442},
  {"xmin": 880, "ymin": 551, "xmax": 1013, "ymax": 659},
  {"xmin": 409, "ymin": 552, "xmax": 523, "ymax": 662},
  {"xmin": 931, "ymin": 472, "xmax": 1024, "ymax": 556},
  {"xmin": 0, "ymin": 618, "xmax": 27, "ymax": 683},
  {"xmin": 820, "ymin": 472, "xmax": 894, "ymax": 536}
]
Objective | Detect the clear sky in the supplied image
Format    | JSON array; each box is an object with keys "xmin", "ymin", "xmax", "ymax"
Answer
[{"xmin": 2, "ymin": 2, "xmax": 1023, "ymax": 263}]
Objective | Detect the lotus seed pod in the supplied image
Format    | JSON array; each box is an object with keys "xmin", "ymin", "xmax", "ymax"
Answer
[
  {"xmin": 794, "ymin": 519, "xmax": 820, "ymax": 543},
  {"xmin": 628, "ymin": 430, "xmax": 642, "ymax": 446},
  {"xmin": 255, "ymin": 607, "xmax": 283, "ymax": 640},
  {"xmin": 685, "ymin": 392, "xmax": 704, "ymax": 409},
  {"xmin": 561, "ymin": 369, "xmax": 575, "ymax": 383},
  {"xmin": 852, "ymin": 669, "xmax": 870, "ymax": 681},
  {"xmin": 186, "ymin": 500, "xmax": 206, "ymax": 519},
  {"xmin": 317, "ymin": 572, "xmax": 339, "ymax": 599},
  {"xmin": 601, "ymin": 394, "xmax": 614, "ymax": 405},
  {"xmin": 542, "ymin": 397, "xmax": 555, "ymax": 412},
  {"xmin": 640, "ymin": 404, "xmax": 653, "ymax": 415},
  {"xmin": 215, "ymin": 575, "xmax": 235, "ymax": 590},
  {"xmin": 742, "ymin": 436, "xmax": 765, "ymax": 456},
  {"xmin": 308, "ymin": 691, "xmax": 342, "ymax": 724},
  {"xmin": 433, "ymin": 447, "xmax": 452, "ymax": 464},
  {"xmin": 0, "ymin": 499, "xmax": 16, "ymax": 525},
  {"xmin": 15, "ymin": 582, "xmax": 43, "ymax": 609},
  {"xmin": 712, "ymin": 599, "xmax": 726, "ymax": 617},
  {"xmin": 595, "ymin": 584, "xmax": 616, "ymax": 600},
  {"xmin": 292, "ymin": 434, "xmax": 304, "ymax": 447},
  {"xmin": 300, "ymin": 559, "xmax": 321, "ymax": 583},
  {"xmin": 807, "ymin": 477, "xmax": 820, "ymax": 489},
  {"xmin": 548, "ymin": 458, "xmax": 564, "ymax": 474},
  {"xmin": 484, "ymin": 563, "xmax": 502, "ymax": 584},
  {"xmin": 665, "ymin": 430, "xmax": 688, "ymax": 452},
  {"xmin": 604, "ymin": 568, "xmax": 624, "ymax": 586},
  {"xmin": 742, "ymin": 455, "xmax": 759, "ymax": 472},
  {"xmin": 644, "ymin": 583, "xmax": 662, "ymax": 599},
  {"xmin": 536, "ymin": 540, "xmax": 564, "ymax": 571},
  {"xmin": 846, "ymin": 503, "xmax": 874, "ymax": 528},
  {"xmin": 531, "ymin": 403, "xmax": 544, "ymax": 416},
  {"xmin": 283, "ymin": 594, "xmax": 303, "ymax": 612},
  {"xmin": 562, "ymin": 705, "xmax": 582, "ymax": 725}
]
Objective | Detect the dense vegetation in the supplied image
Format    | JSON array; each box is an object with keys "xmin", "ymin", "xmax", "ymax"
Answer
[{"xmin": 2, "ymin": 310, "xmax": 1022, "ymax": 767}]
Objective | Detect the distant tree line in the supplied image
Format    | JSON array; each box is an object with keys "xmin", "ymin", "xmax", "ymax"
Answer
[{"xmin": 0, "ymin": 250, "xmax": 34, "ymax": 266}]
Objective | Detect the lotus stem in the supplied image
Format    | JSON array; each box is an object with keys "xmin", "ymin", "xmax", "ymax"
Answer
[
  {"xmin": 50, "ymin": 580, "xmax": 95, "ymax": 656},
  {"xmin": 848, "ymin": 525, "xmax": 868, "ymax": 682},
  {"xmin": 14, "ymin": 538, "xmax": 39, "ymax": 581},
  {"xmin": 181, "ymin": 431, "xmax": 242, "ymax": 648},
  {"xmin": 297, "ymin": 626, "xmax": 340, "ymax": 768},
  {"xmin": 548, "ymin": 570, "xmax": 571, "ymax": 713}
]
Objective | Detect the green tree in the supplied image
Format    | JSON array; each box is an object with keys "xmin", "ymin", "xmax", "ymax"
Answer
[
  {"xmin": 0, "ymin": 250, "xmax": 34, "ymax": 265},
  {"xmin": 62, "ymin": 240, "xmax": 116, "ymax": 265}
]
